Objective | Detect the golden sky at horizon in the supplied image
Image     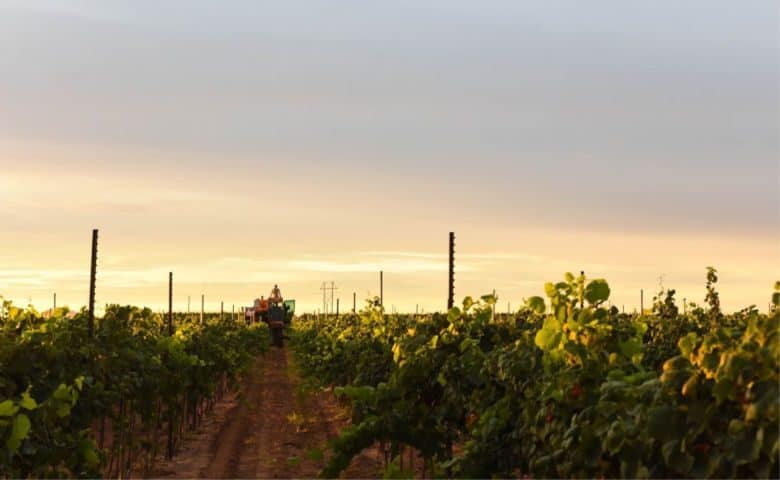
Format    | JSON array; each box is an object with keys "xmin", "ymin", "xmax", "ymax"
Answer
[{"xmin": 2, "ymin": 138, "xmax": 778, "ymax": 315}]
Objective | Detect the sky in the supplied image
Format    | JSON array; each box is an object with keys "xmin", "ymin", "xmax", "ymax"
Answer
[{"xmin": 1, "ymin": 0, "xmax": 778, "ymax": 314}]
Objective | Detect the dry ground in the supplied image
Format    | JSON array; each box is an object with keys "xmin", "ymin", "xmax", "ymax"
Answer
[{"xmin": 152, "ymin": 347, "xmax": 383, "ymax": 479}]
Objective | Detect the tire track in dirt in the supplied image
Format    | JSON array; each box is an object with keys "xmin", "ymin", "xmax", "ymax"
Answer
[
  {"xmin": 201, "ymin": 354, "xmax": 266, "ymax": 478},
  {"xmin": 251, "ymin": 347, "xmax": 301, "ymax": 478},
  {"xmin": 155, "ymin": 346, "xmax": 383, "ymax": 479}
]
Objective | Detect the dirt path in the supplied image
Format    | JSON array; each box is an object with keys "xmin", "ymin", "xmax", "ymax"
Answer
[{"xmin": 153, "ymin": 347, "xmax": 381, "ymax": 479}]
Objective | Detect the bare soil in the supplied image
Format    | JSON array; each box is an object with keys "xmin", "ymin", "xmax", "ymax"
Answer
[{"xmin": 152, "ymin": 347, "xmax": 382, "ymax": 479}]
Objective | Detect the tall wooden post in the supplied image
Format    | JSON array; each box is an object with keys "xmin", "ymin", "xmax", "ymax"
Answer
[
  {"xmin": 336, "ymin": 298, "xmax": 340, "ymax": 318},
  {"xmin": 166, "ymin": 271, "xmax": 175, "ymax": 459},
  {"xmin": 448, "ymin": 232, "xmax": 455, "ymax": 311},
  {"xmin": 168, "ymin": 272, "xmax": 173, "ymax": 336},
  {"xmin": 353, "ymin": 292, "xmax": 356, "ymax": 313},
  {"xmin": 200, "ymin": 294, "xmax": 204, "ymax": 323},
  {"xmin": 166, "ymin": 272, "xmax": 175, "ymax": 459},
  {"xmin": 220, "ymin": 301, "xmax": 224, "ymax": 321},
  {"xmin": 88, "ymin": 229, "xmax": 98, "ymax": 337},
  {"xmin": 380, "ymin": 271, "xmax": 384, "ymax": 308},
  {"xmin": 640, "ymin": 289, "xmax": 644, "ymax": 315},
  {"xmin": 53, "ymin": 292, "xmax": 57, "ymax": 310}
]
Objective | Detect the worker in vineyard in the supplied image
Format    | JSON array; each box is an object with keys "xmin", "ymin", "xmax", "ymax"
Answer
[
  {"xmin": 252, "ymin": 297, "xmax": 262, "ymax": 323},
  {"xmin": 269, "ymin": 284, "xmax": 283, "ymax": 305},
  {"xmin": 259, "ymin": 295, "xmax": 269, "ymax": 323}
]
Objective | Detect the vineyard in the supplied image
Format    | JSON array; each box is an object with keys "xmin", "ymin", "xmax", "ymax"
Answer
[
  {"xmin": 1, "ymin": 268, "xmax": 778, "ymax": 478},
  {"xmin": 294, "ymin": 269, "xmax": 779, "ymax": 479},
  {"xmin": 0, "ymin": 303, "xmax": 269, "ymax": 478}
]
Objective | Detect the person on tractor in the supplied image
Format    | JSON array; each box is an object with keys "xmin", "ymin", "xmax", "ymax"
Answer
[{"xmin": 269, "ymin": 284, "xmax": 283, "ymax": 305}]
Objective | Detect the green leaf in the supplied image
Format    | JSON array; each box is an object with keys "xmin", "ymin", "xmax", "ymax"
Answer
[
  {"xmin": 662, "ymin": 440, "xmax": 694, "ymax": 474},
  {"xmin": 82, "ymin": 444, "xmax": 100, "ymax": 467},
  {"xmin": 56, "ymin": 403, "xmax": 71, "ymax": 418},
  {"xmin": 556, "ymin": 304, "xmax": 567, "ymax": 323},
  {"xmin": 481, "ymin": 293, "xmax": 497, "ymax": 305},
  {"xmin": 584, "ymin": 279, "xmax": 610, "ymax": 305},
  {"xmin": 52, "ymin": 384, "xmax": 71, "ymax": 402},
  {"xmin": 0, "ymin": 400, "xmax": 18, "ymax": 417},
  {"xmin": 604, "ymin": 422, "xmax": 625, "ymax": 454},
  {"xmin": 619, "ymin": 339, "xmax": 642, "ymax": 359},
  {"xmin": 78, "ymin": 437, "xmax": 100, "ymax": 467},
  {"xmin": 544, "ymin": 282, "xmax": 557, "ymax": 298},
  {"xmin": 19, "ymin": 391, "xmax": 38, "ymax": 411},
  {"xmin": 526, "ymin": 296, "xmax": 546, "ymax": 314},
  {"xmin": 712, "ymin": 377, "xmax": 734, "ymax": 404},
  {"xmin": 678, "ymin": 333, "xmax": 698, "ymax": 357},
  {"xmin": 392, "ymin": 343, "xmax": 401, "ymax": 363},
  {"xmin": 576, "ymin": 309, "xmax": 592, "ymax": 324},
  {"xmin": 459, "ymin": 337, "xmax": 475, "ymax": 353},
  {"xmin": 462, "ymin": 296, "xmax": 474, "ymax": 311},
  {"xmin": 535, "ymin": 327, "xmax": 561, "ymax": 350},
  {"xmin": 6, "ymin": 413, "xmax": 31, "ymax": 452}
]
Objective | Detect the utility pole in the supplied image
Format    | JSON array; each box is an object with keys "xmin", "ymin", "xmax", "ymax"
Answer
[
  {"xmin": 88, "ymin": 229, "xmax": 98, "ymax": 337},
  {"xmin": 321, "ymin": 282, "xmax": 338, "ymax": 316},
  {"xmin": 330, "ymin": 281, "xmax": 337, "ymax": 314},
  {"xmin": 448, "ymin": 232, "xmax": 455, "ymax": 311}
]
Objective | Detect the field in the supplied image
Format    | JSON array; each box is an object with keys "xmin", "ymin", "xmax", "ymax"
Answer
[{"xmin": 1, "ymin": 269, "xmax": 778, "ymax": 478}]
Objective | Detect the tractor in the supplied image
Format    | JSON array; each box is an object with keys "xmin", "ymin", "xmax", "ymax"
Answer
[{"xmin": 245, "ymin": 297, "xmax": 294, "ymax": 347}]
